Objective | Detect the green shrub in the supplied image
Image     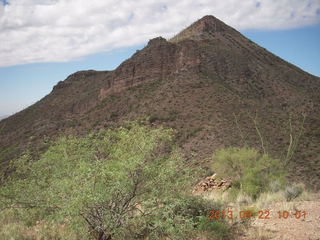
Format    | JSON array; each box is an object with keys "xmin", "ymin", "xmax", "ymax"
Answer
[
  {"xmin": 197, "ymin": 217, "xmax": 229, "ymax": 239},
  {"xmin": 269, "ymin": 180, "xmax": 283, "ymax": 193},
  {"xmin": 0, "ymin": 209, "xmax": 81, "ymax": 240},
  {"xmin": 0, "ymin": 123, "xmax": 225, "ymax": 240},
  {"xmin": 284, "ymin": 184, "xmax": 303, "ymax": 201},
  {"xmin": 212, "ymin": 147, "xmax": 286, "ymax": 199},
  {"xmin": 126, "ymin": 195, "xmax": 227, "ymax": 240}
]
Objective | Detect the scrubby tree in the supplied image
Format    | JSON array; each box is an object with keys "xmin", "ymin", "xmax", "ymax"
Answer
[
  {"xmin": 212, "ymin": 147, "xmax": 286, "ymax": 198},
  {"xmin": 0, "ymin": 123, "xmax": 223, "ymax": 240}
]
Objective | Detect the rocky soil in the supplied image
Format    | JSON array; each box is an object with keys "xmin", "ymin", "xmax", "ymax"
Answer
[{"xmin": 239, "ymin": 198, "xmax": 320, "ymax": 240}]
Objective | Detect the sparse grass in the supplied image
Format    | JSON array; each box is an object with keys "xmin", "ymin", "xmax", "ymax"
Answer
[
  {"xmin": 295, "ymin": 189, "xmax": 314, "ymax": 201},
  {"xmin": 255, "ymin": 191, "xmax": 286, "ymax": 209},
  {"xmin": 240, "ymin": 226, "xmax": 274, "ymax": 240},
  {"xmin": 236, "ymin": 192, "xmax": 253, "ymax": 207},
  {"xmin": 203, "ymin": 189, "xmax": 230, "ymax": 203},
  {"xmin": 200, "ymin": 178, "xmax": 317, "ymax": 233},
  {"xmin": 254, "ymin": 182, "xmax": 312, "ymax": 209},
  {"xmin": 0, "ymin": 209, "xmax": 79, "ymax": 240}
]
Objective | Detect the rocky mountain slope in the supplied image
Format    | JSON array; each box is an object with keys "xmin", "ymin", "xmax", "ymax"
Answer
[{"xmin": 1, "ymin": 16, "xmax": 319, "ymax": 188}]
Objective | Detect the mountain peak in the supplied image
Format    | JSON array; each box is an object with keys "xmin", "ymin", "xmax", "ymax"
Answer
[
  {"xmin": 170, "ymin": 15, "xmax": 230, "ymax": 42},
  {"xmin": 194, "ymin": 15, "xmax": 226, "ymax": 29},
  {"xmin": 1, "ymin": 14, "xmax": 320, "ymax": 190}
]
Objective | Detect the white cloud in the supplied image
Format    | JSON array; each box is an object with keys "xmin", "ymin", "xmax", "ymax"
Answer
[{"xmin": 0, "ymin": 0, "xmax": 319, "ymax": 67}]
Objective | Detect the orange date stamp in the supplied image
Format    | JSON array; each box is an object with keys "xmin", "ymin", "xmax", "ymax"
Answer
[{"xmin": 209, "ymin": 209, "xmax": 307, "ymax": 220}]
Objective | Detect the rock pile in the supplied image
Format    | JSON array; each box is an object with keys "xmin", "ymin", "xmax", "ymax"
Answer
[{"xmin": 192, "ymin": 174, "xmax": 232, "ymax": 194}]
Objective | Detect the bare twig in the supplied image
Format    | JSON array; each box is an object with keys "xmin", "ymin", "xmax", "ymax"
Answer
[
  {"xmin": 285, "ymin": 114, "xmax": 306, "ymax": 166},
  {"xmin": 248, "ymin": 112, "xmax": 267, "ymax": 155}
]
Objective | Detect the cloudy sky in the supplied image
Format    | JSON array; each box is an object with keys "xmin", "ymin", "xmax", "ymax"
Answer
[{"xmin": 0, "ymin": 0, "xmax": 320, "ymax": 117}]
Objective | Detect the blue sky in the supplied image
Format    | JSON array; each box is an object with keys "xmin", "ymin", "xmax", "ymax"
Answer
[
  {"xmin": 0, "ymin": 46, "xmax": 143, "ymax": 116},
  {"xmin": 0, "ymin": 0, "xmax": 320, "ymax": 117}
]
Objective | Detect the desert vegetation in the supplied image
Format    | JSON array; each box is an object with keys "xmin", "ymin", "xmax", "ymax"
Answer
[
  {"xmin": 0, "ymin": 122, "xmax": 316, "ymax": 240},
  {"xmin": 211, "ymin": 147, "xmax": 286, "ymax": 199},
  {"xmin": 0, "ymin": 15, "xmax": 319, "ymax": 240},
  {"xmin": 0, "ymin": 123, "xmax": 230, "ymax": 240}
]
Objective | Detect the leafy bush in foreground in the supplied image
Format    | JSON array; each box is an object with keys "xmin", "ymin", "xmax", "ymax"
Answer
[{"xmin": 0, "ymin": 123, "xmax": 227, "ymax": 240}]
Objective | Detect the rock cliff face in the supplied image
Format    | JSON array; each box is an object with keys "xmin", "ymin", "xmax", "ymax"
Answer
[
  {"xmin": 1, "ymin": 15, "xmax": 320, "ymax": 188},
  {"xmin": 99, "ymin": 37, "xmax": 201, "ymax": 99}
]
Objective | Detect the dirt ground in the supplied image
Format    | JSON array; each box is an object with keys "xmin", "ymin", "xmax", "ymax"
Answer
[{"xmin": 239, "ymin": 199, "xmax": 320, "ymax": 240}]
